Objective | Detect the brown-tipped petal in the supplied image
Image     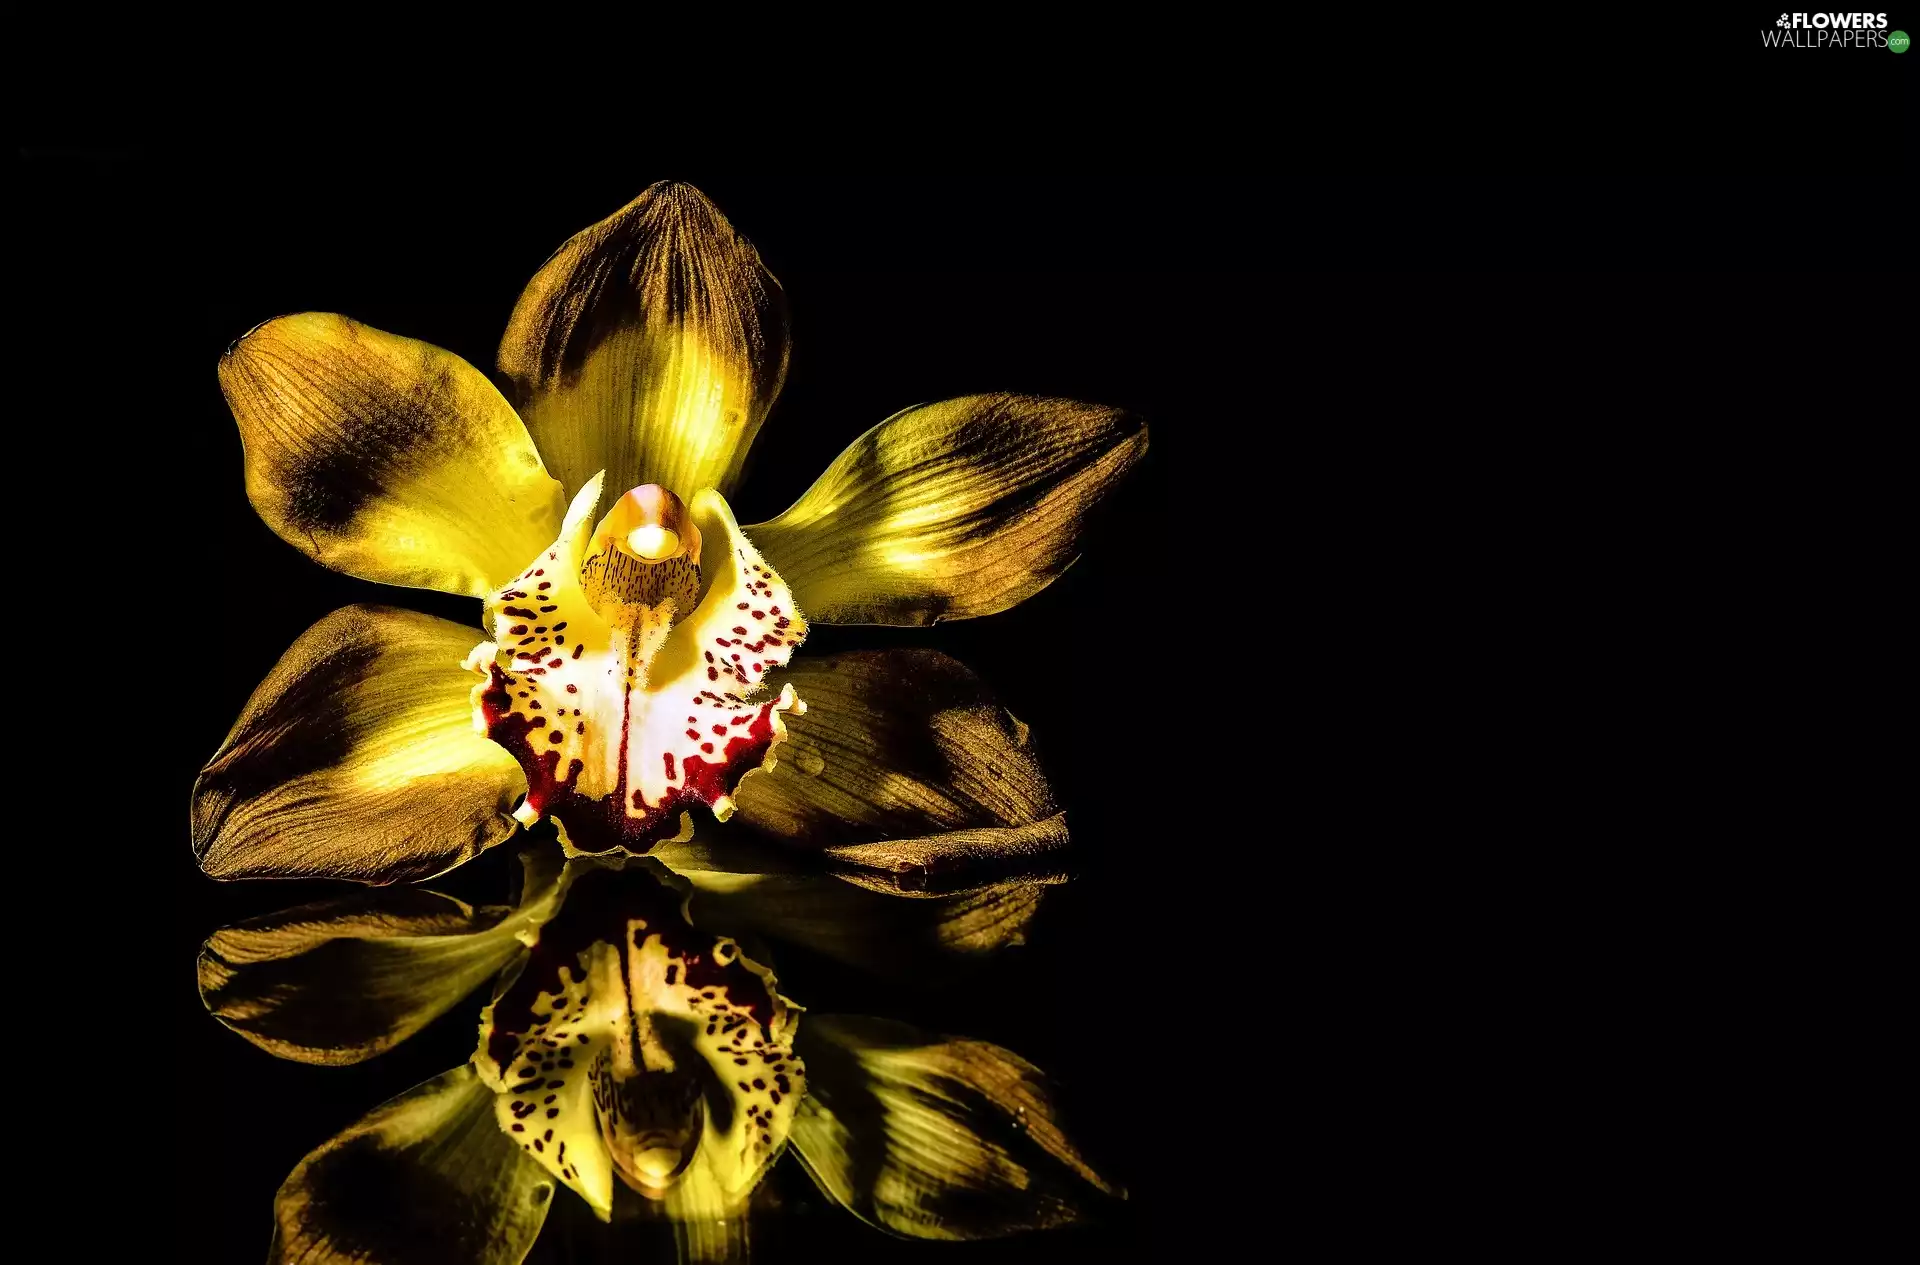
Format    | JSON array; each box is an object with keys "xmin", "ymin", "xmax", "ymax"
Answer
[
  {"xmin": 193, "ymin": 605, "xmax": 525, "ymax": 885},
  {"xmin": 789, "ymin": 1016, "xmax": 1121, "ymax": 1240},
  {"xmin": 219, "ymin": 313, "xmax": 566, "ymax": 597},
  {"xmin": 198, "ymin": 853, "xmax": 565, "ymax": 1065},
  {"xmin": 733, "ymin": 650, "xmax": 1056, "ymax": 848},
  {"xmin": 271, "ymin": 1065, "xmax": 554, "ymax": 1264},
  {"xmin": 498, "ymin": 181, "xmax": 789, "ymax": 503},
  {"xmin": 821, "ymin": 815, "xmax": 1072, "ymax": 896},
  {"xmin": 199, "ymin": 889, "xmax": 512, "ymax": 1065},
  {"xmin": 748, "ymin": 394, "xmax": 1146, "ymax": 625}
]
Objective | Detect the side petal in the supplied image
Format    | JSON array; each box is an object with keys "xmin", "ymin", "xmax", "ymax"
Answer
[
  {"xmin": 748, "ymin": 394, "xmax": 1146, "ymax": 625},
  {"xmin": 199, "ymin": 852, "xmax": 565, "ymax": 1065},
  {"xmin": 271, "ymin": 1064, "xmax": 554, "ymax": 1265},
  {"xmin": 498, "ymin": 181, "xmax": 790, "ymax": 503},
  {"xmin": 788, "ymin": 1016, "xmax": 1121, "ymax": 1240},
  {"xmin": 220, "ymin": 313, "xmax": 567, "ymax": 596},
  {"xmin": 194, "ymin": 604, "xmax": 527, "ymax": 885},
  {"xmin": 733, "ymin": 650, "xmax": 1056, "ymax": 848}
]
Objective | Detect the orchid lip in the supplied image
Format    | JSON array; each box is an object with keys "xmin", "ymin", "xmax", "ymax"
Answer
[{"xmin": 466, "ymin": 474, "xmax": 808, "ymax": 858}]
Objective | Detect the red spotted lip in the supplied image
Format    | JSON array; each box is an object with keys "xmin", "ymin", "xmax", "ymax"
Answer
[{"xmin": 481, "ymin": 664, "xmax": 782, "ymax": 855}]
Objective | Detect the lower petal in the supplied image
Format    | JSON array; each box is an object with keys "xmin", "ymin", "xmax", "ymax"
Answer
[
  {"xmin": 195, "ymin": 605, "xmax": 526, "ymax": 885},
  {"xmin": 270, "ymin": 1064, "xmax": 554, "ymax": 1265},
  {"xmin": 734, "ymin": 650, "xmax": 1056, "ymax": 848}
]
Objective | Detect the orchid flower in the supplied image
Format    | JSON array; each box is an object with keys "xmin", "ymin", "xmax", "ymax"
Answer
[
  {"xmin": 203, "ymin": 847, "xmax": 1117, "ymax": 1262},
  {"xmin": 193, "ymin": 181, "xmax": 1144, "ymax": 883}
]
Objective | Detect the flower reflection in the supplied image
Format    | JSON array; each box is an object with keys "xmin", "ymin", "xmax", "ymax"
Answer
[{"xmin": 202, "ymin": 843, "xmax": 1116, "ymax": 1262}]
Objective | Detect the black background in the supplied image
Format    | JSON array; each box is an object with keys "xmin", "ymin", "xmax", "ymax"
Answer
[{"xmin": 19, "ymin": 27, "xmax": 1910, "ymax": 1263}]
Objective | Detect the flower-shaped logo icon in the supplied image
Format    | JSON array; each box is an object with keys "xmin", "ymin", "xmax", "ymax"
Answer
[{"xmin": 1777, "ymin": 14, "xmax": 1791, "ymax": 26}]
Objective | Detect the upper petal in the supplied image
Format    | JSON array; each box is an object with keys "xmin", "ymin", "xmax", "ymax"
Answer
[
  {"xmin": 270, "ymin": 1064, "xmax": 554, "ymax": 1265},
  {"xmin": 748, "ymin": 394, "xmax": 1146, "ymax": 625},
  {"xmin": 219, "ymin": 313, "xmax": 567, "ymax": 596},
  {"xmin": 193, "ymin": 604, "xmax": 526, "ymax": 885},
  {"xmin": 789, "ymin": 1015, "xmax": 1121, "ymax": 1240},
  {"xmin": 498, "ymin": 181, "xmax": 790, "ymax": 503}
]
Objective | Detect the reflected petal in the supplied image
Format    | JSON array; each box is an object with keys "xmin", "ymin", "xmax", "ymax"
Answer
[
  {"xmin": 200, "ymin": 851, "xmax": 564, "ymax": 1064},
  {"xmin": 653, "ymin": 837, "xmax": 1061, "ymax": 979},
  {"xmin": 271, "ymin": 1064, "xmax": 554, "ymax": 1264},
  {"xmin": 789, "ymin": 1015, "xmax": 1121, "ymax": 1239}
]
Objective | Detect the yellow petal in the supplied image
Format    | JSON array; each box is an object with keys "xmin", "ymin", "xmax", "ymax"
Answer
[
  {"xmin": 271, "ymin": 1065, "xmax": 554, "ymax": 1264},
  {"xmin": 498, "ymin": 181, "xmax": 789, "ymax": 503},
  {"xmin": 789, "ymin": 1016, "xmax": 1121, "ymax": 1239},
  {"xmin": 219, "ymin": 313, "xmax": 567, "ymax": 597},
  {"xmin": 748, "ymin": 394, "xmax": 1146, "ymax": 624},
  {"xmin": 194, "ymin": 605, "xmax": 526, "ymax": 884},
  {"xmin": 734, "ymin": 650, "xmax": 1055, "ymax": 845}
]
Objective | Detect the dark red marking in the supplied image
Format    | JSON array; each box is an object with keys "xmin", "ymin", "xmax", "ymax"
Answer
[{"xmin": 480, "ymin": 665, "xmax": 780, "ymax": 861}]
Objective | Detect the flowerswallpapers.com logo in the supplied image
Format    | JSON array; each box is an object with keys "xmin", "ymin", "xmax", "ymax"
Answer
[{"xmin": 1761, "ymin": 11, "xmax": 1909, "ymax": 48}]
